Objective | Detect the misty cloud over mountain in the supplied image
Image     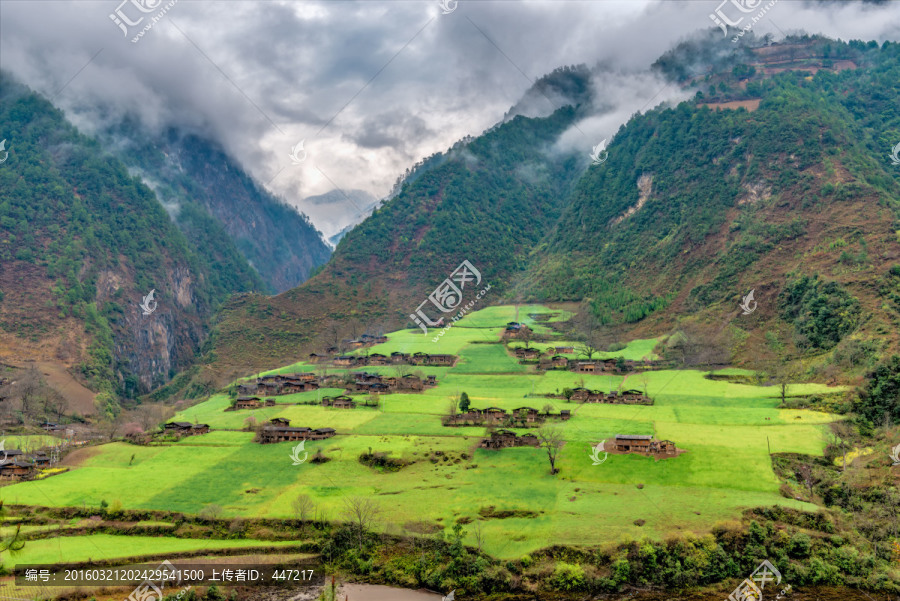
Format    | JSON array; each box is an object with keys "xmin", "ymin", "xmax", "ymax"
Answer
[{"xmin": 1, "ymin": 0, "xmax": 898, "ymax": 233}]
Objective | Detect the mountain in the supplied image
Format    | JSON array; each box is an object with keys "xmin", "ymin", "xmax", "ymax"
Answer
[
  {"xmin": 525, "ymin": 35, "xmax": 900, "ymax": 367},
  {"xmin": 102, "ymin": 123, "xmax": 332, "ymax": 293},
  {"xmin": 196, "ymin": 35, "xmax": 900, "ymax": 388},
  {"xmin": 194, "ymin": 93, "xmax": 586, "ymax": 381},
  {"xmin": 0, "ymin": 75, "xmax": 265, "ymax": 412},
  {"xmin": 300, "ymin": 188, "xmax": 379, "ymax": 242}
]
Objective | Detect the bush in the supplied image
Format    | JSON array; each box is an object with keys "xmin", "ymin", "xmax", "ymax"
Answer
[
  {"xmin": 788, "ymin": 532, "xmax": 811, "ymax": 558},
  {"xmin": 549, "ymin": 562, "xmax": 586, "ymax": 591}
]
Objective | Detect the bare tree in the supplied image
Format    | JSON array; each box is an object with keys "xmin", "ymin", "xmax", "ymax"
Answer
[
  {"xmin": 394, "ymin": 364, "xmax": 412, "ymax": 378},
  {"xmin": 542, "ymin": 403, "xmax": 554, "ymax": 416},
  {"xmin": 519, "ymin": 327, "xmax": 533, "ymax": 349},
  {"xmin": 47, "ymin": 396, "xmax": 67, "ymax": 423},
  {"xmin": 446, "ymin": 400, "xmax": 458, "ymax": 417},
  {"xmin": 796, "ymin": 463, "xmax": 819, "ymax": 500},
  {"xmin": 828, "ymin": 421, "xmax": 854, "ymax": 471},
  {"xmin": 95, "ymin": 418, "xmax": 121, "ymax": 441},
  {"xmin": 292, "ymin": 495, "xmax": 316, "ymax": 523},
  {"xmin": 774, "ymin": 359, "xmax": 799, "ymax": 405},
  {"xmin": 133, "ymin": 405, "xmax": 166, "ymax": 432},
  {"xmin": 342, "ymin": 496, "xmax": 381, "ymax": 551},
  {"xmin": 572, "ymin": 309, "xmax": 607, "ymax": 360},
  {"xmin": 536, "ymin": 426, "xmax": 565, "ymax": 475},
  {"xmin": 326, "ymin": 320, "xmax": 341, "ymax": 350},
  {"xmin": 16, "ymin": 366, "xmax": 44, "ymax": 422},
  {"xmin": 472, "ymin": 520, "xmax": 485, "ymax": 553},
  {"xmin": 576, "ymin": 342, "xmax": 600, "ymax": 361}
]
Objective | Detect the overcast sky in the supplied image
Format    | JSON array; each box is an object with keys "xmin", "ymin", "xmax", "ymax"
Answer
[{"xmin": 2, "ymin": 0, "xmax": 899, "ymax": 235}]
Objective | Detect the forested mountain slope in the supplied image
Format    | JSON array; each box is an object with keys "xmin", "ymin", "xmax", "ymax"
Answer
[
  {"xmin": 524, "ymin": 37, "xmax": 900, "ymax": 367},
  {"xmin": 103, "ymin": 123, "xmax": 332, "ymax": 293},
  {"xmin": 0, "ymin": 76, "xmax": 261, "ymax": 411}
]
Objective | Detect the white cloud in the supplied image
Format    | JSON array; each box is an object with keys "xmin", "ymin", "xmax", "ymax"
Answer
[{"xmin": 1, "ymin": 0, "xmax": 898, "ymax": 234}]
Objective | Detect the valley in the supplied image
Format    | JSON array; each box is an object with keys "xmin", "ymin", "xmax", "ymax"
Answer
[{"xmin": 1, "ymin": 8, "xmax": 900, "ymax": 599}]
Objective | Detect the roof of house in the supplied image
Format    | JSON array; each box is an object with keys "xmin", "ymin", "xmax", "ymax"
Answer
[
  {"xmin": 615, "ymin": 434, "xmax": 653, "ymax": 440},
  {"xmin": 236, "ymin": 396, "xmax": 260, "ymax": 401},
  {"xmin": 2, "ymin": 449, "xmax": 23, "ymax": 456},
  {"xmin": 492, "ymin": 429, "xmax": 517, "ymax": 436},
  {"xmin": 191, "ymin": 424, "xmax": 209, "ymax": 429},
  {"xmin": 513, "ymin": 407, "xmax": 538, "ymax": 412},
  {"xmin": 265, "ymin": 426, "xmax": 311, "ymax": 433},
  {"xmin": 314, "ymin": 428, "xmax": 336, "ymax": 433},
  {"xmin": 0, "ymin": 460, "xmax": 33, "ymax": 468},
  {"xmin": 167, "ymin": 421, "xmax": 193, "ymax": 428}
]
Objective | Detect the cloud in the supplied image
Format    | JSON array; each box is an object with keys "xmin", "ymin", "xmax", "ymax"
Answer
[{"xmin": 1, "ymin": 0, "xmax": 898, "ymax": 234}]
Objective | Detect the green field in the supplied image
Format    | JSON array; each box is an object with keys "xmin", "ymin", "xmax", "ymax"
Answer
[
  {"xmin": 5, "ymin": 535, "xmax": 300, "ymax": 567},
  {"xmin": 0, "ymin": 305, "xmax": 844, "ymax": 559}
]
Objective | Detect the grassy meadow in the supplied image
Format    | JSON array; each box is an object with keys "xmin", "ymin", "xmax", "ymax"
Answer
[{"xmin": 0, "ymin": 305, "xmax": 844, "ymax": 559}]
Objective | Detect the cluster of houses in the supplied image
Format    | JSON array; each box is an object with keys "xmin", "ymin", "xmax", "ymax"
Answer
[
  {"xmin": 320, "ymin": 395, "xmax": 356, "ymax": 408},
  {"xmin": 444, "ymin": 406, "xmax": 571, "ymax": 427},
  {"xmin": 329, "ymin": 352, "xmax": 456, "ymax": 368},
  {"xmin": 509, "ymin": 346, "xmax": 645, "ymax": 374},
  {"xmin": 568, "ymin": 388, "xmax": 652, "ymax": 405},
  {"xmin": 349, "ymin": 372, "xmax": 436, "ymax": 393},
  {"xmin": 610, "ymin": 434, "xmax": 677, "ymax": 456},
  {"xmin": 257, "ymin": 418, "xmax": 336, "ymax": 444},
  {"xmin": 238, "ymin": 373, "xmax": 320, "ymax": 397},
  {"xmin": 163, "ymin": 422, "xmax": 211, "ymax": 436},
  {"xmin": 232, "ymin": 370, "xmax": 438, "ymax": 406},
  {"xmin": 479, "ymin": 429, "xmax": 540, "ymax": 449},
  {"xmin": 0, "ymin": 449, "xmax": 55, "ymax": 481}
]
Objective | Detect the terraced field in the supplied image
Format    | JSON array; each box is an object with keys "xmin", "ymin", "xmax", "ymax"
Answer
[{"xmin": 0, "ymin": 305, "xmax": 842, "ymax": 559}]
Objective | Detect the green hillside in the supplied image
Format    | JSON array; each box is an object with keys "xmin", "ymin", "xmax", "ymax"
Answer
[
  {"xmin": 0, "ymin": 75, "xmax": 260, "ymax": 408},
  {"xmin": 524, "ymin": 37, "xmax": 900, "ymax": 362},
  {"xmin": 6, "ymin": 305, "xmax": 898, "ymax": 592}
]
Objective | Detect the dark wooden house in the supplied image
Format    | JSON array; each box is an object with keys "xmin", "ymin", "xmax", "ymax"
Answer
[
  {"xmin": 234, "ymin": 396, "xmax": 262, "ymax": 410},
  {"xmin": 308, "ymin": 428, "xmax": 336, "ymax": 440},
  {"xmin": 613, "ymin": 434, "xmax": 676, "ymax": 455},
  {"xmin": 512, "ymin": 407, "xmax": 540, "ymax": 423},
  {"xmin": 259, "ymin": 426, "xmax": 311, "ymax": 444}
]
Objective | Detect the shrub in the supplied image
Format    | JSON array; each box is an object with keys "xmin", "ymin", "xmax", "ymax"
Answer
[
  {"xmin": 788, "ymin": 532, "xmax": 811, "ymax": 558},
  {"xmin": 549, "ymin": 562, "xmax": 586, "ymax": 591}
]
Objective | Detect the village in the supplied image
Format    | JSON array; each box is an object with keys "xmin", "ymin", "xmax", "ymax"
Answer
[{"xmin": 0, "ymin": 326, "xmax": 677, "ymax": 486}]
